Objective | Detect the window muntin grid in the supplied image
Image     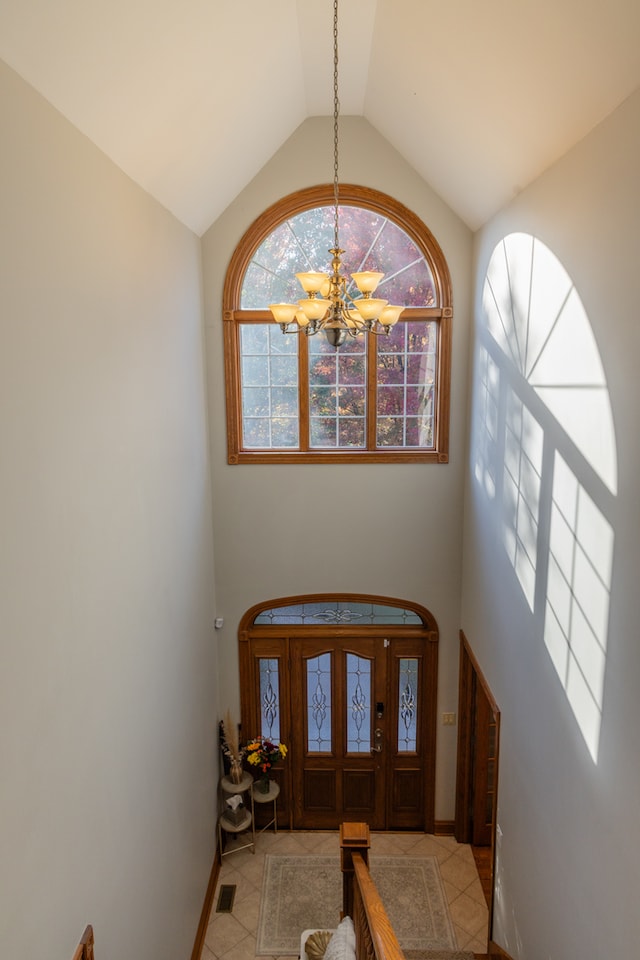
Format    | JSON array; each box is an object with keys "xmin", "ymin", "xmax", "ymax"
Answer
[{"xmin": 241, "ymin": 205, "xmax": 436, "ymax": 310}]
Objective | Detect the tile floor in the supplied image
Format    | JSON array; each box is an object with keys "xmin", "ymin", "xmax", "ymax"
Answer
[{"xmin": 203, "ymin": 829, "xmax": 488, "ymax": 960}]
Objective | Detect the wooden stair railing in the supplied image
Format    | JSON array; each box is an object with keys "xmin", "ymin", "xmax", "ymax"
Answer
[
  {"xmin": 351, "ymin": 855, "xmax": 405, "ymax": 960},
  {"xmin": 340, "ymin": 822, "xmax": 405, "ymax": 960},
  {"xmin": 71, "ymin": 925, "xmax": 94, "ymax": 960}
]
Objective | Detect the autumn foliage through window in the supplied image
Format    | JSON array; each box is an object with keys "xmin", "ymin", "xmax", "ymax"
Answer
[{"xmin": 223, "ymin": 185, "xmax": 452, "ymax": 464}]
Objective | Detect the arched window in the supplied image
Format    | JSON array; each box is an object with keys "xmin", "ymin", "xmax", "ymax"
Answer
[{"xmin": 223, "ymin": 184, "xmax": 453, "ymax": 464}]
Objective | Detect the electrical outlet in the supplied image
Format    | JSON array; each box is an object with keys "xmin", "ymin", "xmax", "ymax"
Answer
[{"xmin": 442, "ymin": 712, "xmax": 456, "ymax": 726}]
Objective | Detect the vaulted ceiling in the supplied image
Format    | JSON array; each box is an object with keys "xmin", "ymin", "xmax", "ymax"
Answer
[{"xmin": 1, "ymin": 0, "xmax": 638, "ymax": 236}]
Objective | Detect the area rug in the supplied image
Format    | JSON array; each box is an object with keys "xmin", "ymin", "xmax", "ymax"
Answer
[{"xmin": 256, "ymin": 855, "xmax": 459, "ymax": 956}]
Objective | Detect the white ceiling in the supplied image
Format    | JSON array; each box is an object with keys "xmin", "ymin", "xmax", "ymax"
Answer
[{"xmin": 1, "ymin": 0, "xmax": 638, "ymax": 235}]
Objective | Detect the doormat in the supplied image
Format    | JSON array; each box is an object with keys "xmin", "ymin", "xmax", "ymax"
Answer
[{"xmin": 256, "ymin": 855, "xmax": 458, "ymax": 955}]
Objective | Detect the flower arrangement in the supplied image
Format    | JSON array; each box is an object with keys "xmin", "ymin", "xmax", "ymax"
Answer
[
  {"xmin": 220, "ymin": 710, "xmax": 246, "ymax": 784},
  {"xmin": 246, "ymin": 736, "xmax": 287, "ymax": 791}
]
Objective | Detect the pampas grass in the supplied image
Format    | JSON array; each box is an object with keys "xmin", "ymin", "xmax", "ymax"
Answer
[{"xmin": 221, "ymin": 709, "xmax": 244, "ymax": 763}]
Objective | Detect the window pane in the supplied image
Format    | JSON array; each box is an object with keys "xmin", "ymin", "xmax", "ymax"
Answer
[
  {"xmin": 398, "ymin": 659, "xmax": 418, "ymax": 752},
  {"xmin": 307, "ymin": 653, "xmax": 332, "ymax": 752},
  {"xmin": 242, "ymin": 205, "xmax": 436, "ymax": 309},
  {"xmin": 309, "ymin": 334, "xmax": 366, "ymax": 449},
  {"xmin": 376, "ymin": 320, "xmax": 437, "ymax": 449},
  {"xmin": 254, "ymin": 600, "xmax": 424, "ymax": 625},
  {"xmin": 346, "ymin": 654, "xmax": 371, "ymax": 753},
  {"xmin": 259, "ymin": 658, "xmax": 280, "ymax": 741},
  {"xmin": 240, "ymin": 323, "xmax": 299, "ymax": 448}
]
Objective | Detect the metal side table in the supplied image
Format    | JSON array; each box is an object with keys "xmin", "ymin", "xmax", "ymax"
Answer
[
  {"xmin": 218, "ymin": 771, "xmax": 255, "ymax": 856},
  {"xmin": 251, "ymin": 779, "xmax": 280, "ymax": 834}
]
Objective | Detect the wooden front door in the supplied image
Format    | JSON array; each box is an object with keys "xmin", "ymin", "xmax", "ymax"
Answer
[
  {"xmin": 291, "ymin": 636, "xmax": 387, "ymax": 829},
  {"xmin": 238, "ymin": 596, "xmax": 439, "ymax": 833}
]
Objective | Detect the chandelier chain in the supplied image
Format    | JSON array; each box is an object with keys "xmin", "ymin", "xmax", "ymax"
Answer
[
  {"xmin": 268, "ymin": 0, "xmax": 402, "ymax": 347},
  {"xmin": 333, "ymin": 0, "xmax": 340, "ymax": 252}
]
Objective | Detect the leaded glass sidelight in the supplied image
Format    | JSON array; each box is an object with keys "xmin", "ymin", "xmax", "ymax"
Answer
[
  {"xmin": 258, "ymin": 658, "xmax": 280, "ymax": 741},
  {"xmin": 306, "ymin": 653, "xmax": 332, "ymax": 752},
  {"xmin": 346, "ymin": 654, "xmax": 372, "ymax": 753},
  {"xmin": 398, "ymin": 658, "xmax": 418, "ymax": 752}
]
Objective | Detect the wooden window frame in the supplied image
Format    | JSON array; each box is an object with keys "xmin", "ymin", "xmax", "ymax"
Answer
[{"xmin": 223, "ymin": 184, "xmax": 453, "ymax": 465}]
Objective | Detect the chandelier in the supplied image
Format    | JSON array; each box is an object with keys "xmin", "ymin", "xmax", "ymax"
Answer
[{"xmin": 268, "ymin": 0, "xmax": 404, "ymax": 349}]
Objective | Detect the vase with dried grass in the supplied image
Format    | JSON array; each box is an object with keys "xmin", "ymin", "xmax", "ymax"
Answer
[{"xmin": 221, "ymin": 710, "xmax": 246, "ymax": 784}]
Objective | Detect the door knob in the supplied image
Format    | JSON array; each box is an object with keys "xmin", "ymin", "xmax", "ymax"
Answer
[{"xmin": 372, "ymin": 727, "xmax": 383, "ymax": 754}]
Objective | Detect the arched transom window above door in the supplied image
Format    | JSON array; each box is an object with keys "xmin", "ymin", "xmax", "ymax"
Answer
[{"xmin": 223, "ymin": 185, "xmax": 453, "ymax": 465}]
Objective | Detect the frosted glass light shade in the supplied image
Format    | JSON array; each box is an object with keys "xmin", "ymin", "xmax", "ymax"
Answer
[
  {"xmin": 299, "ymin": 298, "xmax": 330, "ymax": 321},
  {"xmin": 379, "ymin": 305, "xmax": 404, "ymax": 326},
  {"xmin": 269, "ymin": 303, "xmax": 299, "ymax": 324},
  {"xmin": 295, "ymin": 309, "xmax": 311, "ymax": 327},
  {"xmin": 353, "ymin": 297, "xmax": 388, "ymax": 321},
  {"xmin": 296, "ymin": 272, "xmax": 329, "ymax": 294},
  {"xmin": 351, "ymin": 271, "xmax": 384, "ymax": 294}
]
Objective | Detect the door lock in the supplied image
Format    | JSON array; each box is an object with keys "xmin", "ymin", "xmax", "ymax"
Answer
[{"xmin": 372, "ymin": 727, "xmax": 383, "ymax": 754}]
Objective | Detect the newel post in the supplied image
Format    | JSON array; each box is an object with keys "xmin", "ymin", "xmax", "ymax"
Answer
[{"xmin": 339, "ymin": 822, "xmax": 370, "ymax": 918}]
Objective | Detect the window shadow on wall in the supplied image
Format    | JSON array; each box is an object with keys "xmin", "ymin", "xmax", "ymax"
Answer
[{"xmin": 473, "ymin": 233, "xmax": 617, "ymax": 762}]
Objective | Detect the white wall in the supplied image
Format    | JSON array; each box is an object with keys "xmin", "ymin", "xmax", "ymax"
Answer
[
  {"xmin": 201, "ymin": 116, "xmax": 473, "ymax": 819},
  {"xmin": 462, "ymin": 90, "xmax": 640, "ymax": 956},
  {"xmin": 0, "ymin": 61, "xmax": 218, "ymax": 960}
]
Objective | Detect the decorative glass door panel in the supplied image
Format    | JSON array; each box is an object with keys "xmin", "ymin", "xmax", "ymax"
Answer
[
  {"xmin": 239, "ymin": 596, "xmax": 439, "ymax": 832},
  {"xmin": 291, "ymin": 638, "xmax": 386, "ymax": 829},
  {"xmin": 346, "ymin": 653, "xmax": 372, "ymax": 753},
  {"xmin": 307, "ymin": 652, "xmax": 332, "ymax": 751}
]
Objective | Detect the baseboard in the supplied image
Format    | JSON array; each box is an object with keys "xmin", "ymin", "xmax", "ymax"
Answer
[
  {"xmin": 488, "ymin": 941, "xmax": 514, "ymax": 959},
  {"xmin": 190, "ymin": 849, "xmax": 221, "ymax": 960},
  {"xmin": 434, "ymin": 820, "xmax": 455, "ymax": 836}
]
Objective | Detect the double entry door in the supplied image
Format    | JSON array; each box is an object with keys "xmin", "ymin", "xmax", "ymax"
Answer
[{"xmin": 240, "ymin": 624, "xmax": 438, "ymax": 831}]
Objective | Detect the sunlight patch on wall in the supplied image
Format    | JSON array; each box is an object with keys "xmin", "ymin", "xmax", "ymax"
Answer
[
  {"xmin": 478, "ymin": 232, "xmax": 617, "ymax": 762},
  {"xmin": 473, "ymin": 346, "xmax": 500, "ymax": 500},
  {"xmin": 483, "ymin": 233, "xmax": 617, "ymax": 495},
  {"xmin": 545, "ymin": 454, "xmax": 614, "ymax": 761},
  {"xmin": 502, "ymin": 391, "xmax": 543, "ymax": 611}
]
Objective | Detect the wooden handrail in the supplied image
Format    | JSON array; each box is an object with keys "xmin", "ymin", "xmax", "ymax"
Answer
[
  {"xmin": 351, "ymin": 855, "xmax": 405, "ymax": 960},
  {"xmin": 71, "ymin": 925, "xmax": 94, "ymax": 960}
]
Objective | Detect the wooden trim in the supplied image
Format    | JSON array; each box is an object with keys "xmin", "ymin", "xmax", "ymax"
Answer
[
  {"xmin": 351, "ymin": 853, "xmax": 405, "ymax": 960},
  {"xmin": 222, "ymin": 183, "xmax": 453, "ymax": 466},
  {"xmin": 433, "ymin": 820, "xmax": 455, "ymax": 835},
  {"xmin": 71, "ymin": 926, "xmax": 94, "ymax": 960},
  {"xmin": 488, "ymin": 942, "xmax": 515, "ymax": 959},
  {"xmin": 190, "ymin": 850, "xmax": 221, "ymax": 960},
  {"xmin": 460, "ymin": 630, "xmax": 499, "ymax": 715},
  {"xmin": 455, "ymin": 630, "xmax": 501, "ymax": 946},
  {"xmin": 238, "ymin": 593, "xmax": 439, "ymax": 635},
  {"xmin": 222, "ymin": 184, "xmax": 452, "ymax": 311}
]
